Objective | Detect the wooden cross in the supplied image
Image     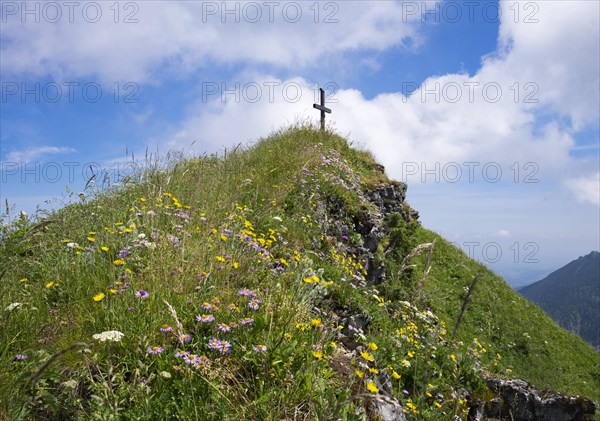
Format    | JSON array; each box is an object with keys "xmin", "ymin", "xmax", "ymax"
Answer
[{"xmin": 313, "ymin": 88, "xmax": 331, "ymax": 131}]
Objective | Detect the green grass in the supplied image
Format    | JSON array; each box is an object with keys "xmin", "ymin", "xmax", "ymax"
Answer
[{"xmin": 1, "ymin": 124, "xmax": 598, "ymax": 420}]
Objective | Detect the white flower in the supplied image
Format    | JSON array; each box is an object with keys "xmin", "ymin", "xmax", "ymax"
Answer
[
  {"xmin": 62, "ymin": 379, "xmax": 78, "ymax": 389},
  {"xmin": 66, "ymin": 242, "xmax": 79, "ymax": 249},
  {"xmin": 5, "ymin": 302, "xmax": 22, "ymax": 311},
  {"xmin": 92, "ymin": 330, "xmax": 124, "ymax": 342}
]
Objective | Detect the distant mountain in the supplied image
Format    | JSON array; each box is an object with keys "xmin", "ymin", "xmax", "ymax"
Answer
[
  {"xmin": 497, "ymin": 267, "xmax": 553, "ymax": 290},
  {"xmin": 519, "ymin": 251, "xmax": 600, "ymax": 349}
]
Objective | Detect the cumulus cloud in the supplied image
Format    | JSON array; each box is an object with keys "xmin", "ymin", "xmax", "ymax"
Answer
[
  {"xmin": 0, "ymin": 1, "xmax": 428, "ymax": 82},
  {"xmin": 156, "ymin": 0, "xmax": 597, "ymax": 208},
  {"xmin": 494, "ymin": 229, "xmax": 511, "ymax": 238},
  {"xmin": 565, "ymin": 173, "xmax": 600, "ymax": 206}
]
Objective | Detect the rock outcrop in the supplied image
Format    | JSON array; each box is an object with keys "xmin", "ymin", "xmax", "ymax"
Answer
[
  {"xmin": 469, "ymin": 377, "xmax": 597, "ymax": 421},
  {"xmin": 315, "ymin": 156, "xmax": 597, "ymax": 421}
]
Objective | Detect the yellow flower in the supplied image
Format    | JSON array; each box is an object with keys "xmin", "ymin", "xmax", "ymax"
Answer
[
  {"xmin": 311, "ymin": 319, "xmax": 322, "ymax": 327},
  {"xmin": 366, "ymin": 381, "xmax": 379, "ymax": 393},
  {"xmin": 407, "ymin": 351, "xmax": 415, "ymax": 358},
  {"xmin": 392, "ymin": 371, "xmax": 401, "ymax": 380},
  {"xmin": 108, "ymin": 289, "xmax": 117, "ymax": 294},
  {"xmin": 45, "ymin": 281, "xmax": 57, "ymax": 288},
  {"xmin": 450, "ymin": 354, "xmax": 457, "ymax": 362},
  {"xmin": 93, "ymin": 293, "xmax": 105, "ymax": 302},
  {"xmin": 216, "ymin": 256, "xmax": 225, "ymax": 262},
  {"xmin": 113, "ymin": 259, "xmax": 126, "ymax": 265},
  {"xmin": 434, "ymin": 402, "xmax": 442, "ymax": 409},
  {"xmin": 87, "ymin": 237, "xmax": 95, "ymax": 242},
  {"xmin": 360, "ymin": 351, "xmax": 374, "ymax": 362},
  {"xmin": 100, "ymin": 246, "xmax": 109, "ymax": 251},
  {"xmin": 312, "ymin": 350, "xmax": 323, "ymax": 359},
  {"xmin": 369, "ymin": 367, "xmax": 379, "ymax": 374},
  {"xmin": 355, "ymin": 369, "xmax": 364, "ymax": 378},
  {"xmin": 368, "ymin": 342, "xmax": 378, "ymax": 351}
]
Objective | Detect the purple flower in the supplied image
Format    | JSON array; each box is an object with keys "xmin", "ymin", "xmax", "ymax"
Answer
[
  {"xmin": 167, "ymin": 234, "xmax": 180, "ymax": 246},
  {"xmin": 118, "ymin": 246, "xmax": 132, "ymax": 258},
  {"xmin": 175, "ymin": 350, "xmax": 188, "ymax": 359},
  {"xmin": 239, "ymin": 317, "xmax": 254, "ymax": 326},
  {"xmin": 208, "ymin": 337, "xmax": 231, "ymax": 355},
  {"xmin": 160, "ymin": 324, "xmax": 173, "ymax": 333},
  {"xmin": 184, "ymin": 353, "xmax": 200, "ymax": 365},
  {"xmin": 237, "ymin": 288, "xmax": 256, "ymax": 297},
  {"xmin": 253, "ymin": 344, "xmax": 267, "ymax": 353},
  {"xmin": 179, "ymin": 333, "xmax": 192, "ymax": 343},
  {"xmin": 176, "ymin": 211, "xmax": 190, "ymax": 220},
  {"xmin": 208, "ymin": 337, "xmax": 221, "ymax": 350},
  {"xmin": 216, "ymin": 323, "xmax": 232, "ymax": 333},
  {"xmin": 135, "ymin": 290, "xmax": 149, "ymax": 299},
  {"xmin": 197, "ymin": 314, "xmax": 215, "ymax": 323},
  {"xmin": 148, "ymin": 346, "xmax": 164, "ymax": 355},
  {"xmin": 218, "ymin": 340, "xmax": 232, "ymax": 355},
  {"xmin": 15, "ymin": 354, "xmax": 28, "ymax": 360},
  {"xmin": 248, "ymin": 299, "xmax": 262, "ymax": 310},
  {"xmin": 200, "ymin": 302, "xmax": 214, "ymax": 311}
]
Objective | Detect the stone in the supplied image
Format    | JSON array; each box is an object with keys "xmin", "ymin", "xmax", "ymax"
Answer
[
  {"xmin": 367, "ymin": 396, "xmax": 407, "ymax": 421},
  {"xmin": 482, "ymin": 376, "xmax": 596, "ymax": 421}
]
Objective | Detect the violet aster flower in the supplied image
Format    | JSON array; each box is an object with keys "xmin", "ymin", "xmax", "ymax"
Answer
[
  {"xmin": 237, "ymin": 288, "xmax": 256, "ymax": 297},
  {"xmin": 135, "ymin": 290, "xmax": 149, "ymax": 299},
  {"xmin": 248, "ymin": 299, "xmax": 261, "ymax": 310},
  {"xmin": 239, "ymin": 317, "xmax": 254, "ymax": 326},
  {"xmin": 216, "ymin": 323, "xmax": 232, "ymax": 333},
  {"xmin": 197, "ymin": 314, "xmax": 215, "ymax": 323}
]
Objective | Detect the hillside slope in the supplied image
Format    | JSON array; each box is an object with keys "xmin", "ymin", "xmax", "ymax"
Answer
[
  {"xmin": 1, "ymin": 126, "xmax": 597, "ymax": 420},
  {"xmin": 519, "ymin": 251, "xmax": 600, "ymax": 349}
]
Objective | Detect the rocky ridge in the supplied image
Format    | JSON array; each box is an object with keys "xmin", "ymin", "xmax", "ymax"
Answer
[{"xmin": 310, "ymin": 150, "xmax": 596, "ymax": 421}]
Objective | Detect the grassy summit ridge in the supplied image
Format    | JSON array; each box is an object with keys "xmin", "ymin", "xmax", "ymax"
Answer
[{"xmin": 1, "ymin": 125, "xmax": 598, "ymax": 419}]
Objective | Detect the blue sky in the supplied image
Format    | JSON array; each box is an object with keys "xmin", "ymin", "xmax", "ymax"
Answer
[{"xmin": 1, "ymin": 0, "xmax": 599, "ymax": 287}]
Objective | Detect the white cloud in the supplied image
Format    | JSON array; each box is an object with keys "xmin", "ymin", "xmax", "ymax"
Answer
[
  {"xmin": 494, "ymin": 0, "xmax": 600, "ymax": 130},
  {"xmin": 0, "ymin": 2, "xmax": 426, "ymax": 83},
  {"xmin": 565, "ymin": 173, "xmax": 600, "ymax": 206},
  {"xmin": 4, "ymin": 146, "xmax": 76, "ymax": 163},
  {"xmin": 494, "ymin": 229, "xmax": 511, "ymax": 238}
]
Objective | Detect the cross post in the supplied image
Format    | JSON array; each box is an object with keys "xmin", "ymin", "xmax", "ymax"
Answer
[{"xmin": 313, "ymin": 88, "xmax": 331, "ymax": 131}]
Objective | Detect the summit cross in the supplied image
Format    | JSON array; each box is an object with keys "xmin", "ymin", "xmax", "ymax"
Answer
[{"xmin": 313, "ymin": 88, "xmax": 331, "ymax": 132}]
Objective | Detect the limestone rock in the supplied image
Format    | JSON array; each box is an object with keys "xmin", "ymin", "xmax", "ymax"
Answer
[{"xmin": 482, "ymin": 377, "xmax": 596, "ymax": 421}]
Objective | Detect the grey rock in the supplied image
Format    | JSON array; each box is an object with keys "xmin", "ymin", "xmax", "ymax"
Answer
[
  {"xmin": 483, "ymin": 376, "xmax": 596, "ymax": 421},
  {"xmin": 367, "ymin": 396, "xmax": 407, "ymax": 421}
]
